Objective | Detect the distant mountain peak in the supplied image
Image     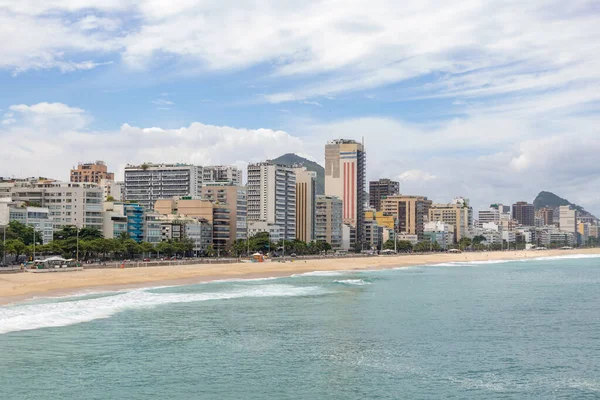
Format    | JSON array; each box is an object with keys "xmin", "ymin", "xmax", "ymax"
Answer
[
  {"xmin": 271, "ymin": 153, "xmax": 325, "ymax": 195},
  {"xmin": 533, "ymin": 191, "xmax": 596, "ymax": 219}
]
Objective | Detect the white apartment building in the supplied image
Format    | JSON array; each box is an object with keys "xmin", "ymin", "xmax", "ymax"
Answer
[
  {"xmin": 0, "ymin": 199, "xmax": 54, "ymax": 244},
  {"xmin": 124, "ymin": 163, "xmax": 203, "ymax": 210},
  {"xmin": 559, "ymin": 206, "xmax": 577, "ymax": 235},
  {"xmin": 247, "ymin": 221, "xmax": 282, "ymax": 242},
  {"xmin": 100, "ymin": 179, "xmax": 124, "ymax": 201},
  {"xmin": 247, "ymin": 162, "xmax": 296, "ymax": 240},
  {"xmin": 478, "ymin": 208, "xmax": 500, "ymax": 227},
  {"xmin": 423, "ymin": 221, "xmax": 454, "ymax": 250},
  {"xmin": 7, "ymin": 181, "xmax": 103, "ymax": 231},
  {"xmin": 202, "ymin": 165, "xmax": 242, "ymax": 186}
]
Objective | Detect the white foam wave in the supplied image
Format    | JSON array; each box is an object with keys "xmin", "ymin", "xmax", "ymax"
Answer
[
  {"xmin": 432, "ymin": 253, "xmax": 600, "ymax": 268},
  {"xmin": 0, "ymin": 284, "xmax": 325, "ymax": 335},
  {"xmin": 292, "ymin": 271, "xmax": 345, "ymax": 277},
  {"xmin": 334, "ymin": 279, "xmax": 370, "ymax": 286}
]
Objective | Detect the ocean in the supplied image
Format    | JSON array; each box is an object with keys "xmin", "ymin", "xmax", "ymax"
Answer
[{"xmin": 1, "ymin": 255, "xmax": 600, "ymax": 399}]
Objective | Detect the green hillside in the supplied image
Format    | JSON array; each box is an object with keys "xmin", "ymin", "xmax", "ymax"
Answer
[
  {"xmin": 271, "ymin": 153, "xmax": 325, "ymax": 195},
  {"xmin": 533, "ymin": 191, "xmax": 595, "ymax": 218}
]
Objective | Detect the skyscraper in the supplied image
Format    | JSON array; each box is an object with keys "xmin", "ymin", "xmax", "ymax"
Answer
[
  {"xmin": 512, "ymin": 201, "xmax": 535, "ymax": 226},
  {"xmin": 369, "ymin": 179, "xmax": 399, "ymax": 211},
  {"xmin": 247, "ymin": 162, "xmax": 296, "ymax": 240},
  {"xmin": 325, "ymin": 139, "xmax": 366, "ymax": 245},
  {"xmin": 124, "ymin": 163, "xmax": 203, "ymax": 210},
  {"xmin": 294, "ymin": 167, "xmax": 316, "ymax": 243}
]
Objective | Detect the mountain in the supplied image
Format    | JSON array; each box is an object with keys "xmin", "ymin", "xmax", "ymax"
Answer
[
  {"xmin": 270, "ymin": 153, "xmax": 325, "ymax": 195},
  {"xmin": 533, "ymin": 191, "xmax": 596, "ymax": 219}
]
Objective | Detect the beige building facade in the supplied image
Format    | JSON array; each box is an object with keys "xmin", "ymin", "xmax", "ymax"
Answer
[
  {"xmin": 70, "ymin": 161, "xmax": 114, "ymax": 184},
  {"xmin": 294, "ymin": 167, "xmax": 316, "ymax": 243},
  {"xmin": 381, "ymin": 195, "xmax": 432, "ymax": 240}
]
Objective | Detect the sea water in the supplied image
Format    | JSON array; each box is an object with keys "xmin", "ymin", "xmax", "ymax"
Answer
[{"xmin": 1, "ymin": 255, "xmax": 600, "ymax": 399}]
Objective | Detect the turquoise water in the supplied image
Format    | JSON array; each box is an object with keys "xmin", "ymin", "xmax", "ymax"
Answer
[{"xmin": 1, "ymin": 255, "xmax": 600, "ymax": 399}]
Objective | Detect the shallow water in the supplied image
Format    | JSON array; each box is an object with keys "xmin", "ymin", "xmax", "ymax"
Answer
[{"xmin": 1, "ymin": 255, "xmax": 600, "ymax": 399}]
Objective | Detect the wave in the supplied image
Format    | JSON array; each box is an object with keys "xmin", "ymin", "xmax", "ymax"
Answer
[
  {"xmin": 291, "ymin": 271, "xmax": 346, "ymax": 277},
  {"xmin": 334, "ymin": 279, "xmax": 371, "ymax": 286},
  {"xmin": 0, "ymin": 284, "xmax": 326, "ymax": 335},
  {"xmin": 432, "ymin": 253, "xmax": 600, "ymax": 268}
]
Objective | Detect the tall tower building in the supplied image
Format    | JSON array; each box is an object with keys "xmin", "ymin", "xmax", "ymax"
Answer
[
  {"xmin": 325, "ymin": 139, "xmax": 366, "ymax": 245},
  {"xmin": 512, "ymin": 201, "xmax": 535, "ymax": 226},
  {"xmin": 247, "ymin": 162, "xmax": 296, "ymax": 240},
  {"xmin": 294, "ymin": 167, "xmax": 316, "ymax": 243},
  {"xmin": 70, "ymin": 161, "xmax": 114, "ymax": 184},
  {"xmin": 369, "ymin": 179, "xmax": 400, "ymax": 211},
  {"xmin": 124, "ymin": 163, "xmax": 203, "ymax": 210}
]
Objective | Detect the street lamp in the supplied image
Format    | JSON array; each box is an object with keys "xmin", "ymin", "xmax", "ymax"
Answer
[{"xmin": 76, "ymin": 224, "xmax": 80, "ymax": 262}]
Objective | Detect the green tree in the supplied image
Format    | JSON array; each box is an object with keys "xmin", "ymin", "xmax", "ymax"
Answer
[
  {"xmin": 123, "ymin": 239, "xmax": 141, "ymax": 258},
  {"xmin": 106, "ymin": 195, "xmax": 115, "ymax": 202},
  {"xmin": 78, "ymin": 227, "xmax": 103, "ymax": 240},
  {"xmin": 458, "ymin": 237, "xmax": 472, "ymax": 250},
  {"xmin": 156, "ymin": 241, "xmax": 174, "ymax": 257},
  {"xmin": 139, "ymin": 242, "xmax": 155, "ymax": 257},
  {"xmin": 5, "ymin": 239, "xmax": 27, "ymax": 257},
  {"xmin": 472, "ymin": 235, "xmax": 486, "ymax": 245},
  {"xmin": 6, "ymin": 221, "xmax": 42, "ymax": 245}
]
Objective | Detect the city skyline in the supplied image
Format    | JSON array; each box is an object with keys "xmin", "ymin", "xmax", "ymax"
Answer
[{"xmin": 1, "ymin": 2, "xmax": 599, "ymax": 217}]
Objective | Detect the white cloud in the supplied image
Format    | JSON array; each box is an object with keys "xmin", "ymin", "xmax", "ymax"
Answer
[
  {"xmin": 151, "ymin": 99, "xmax": 175, "ymax": 106},
  {"xmin": 0, "ymin": 102, "xmax": 304, "ymax": 182},
  {"xmin": 399, "ymin": 170, "xmax": 437, "ymax": 182}
]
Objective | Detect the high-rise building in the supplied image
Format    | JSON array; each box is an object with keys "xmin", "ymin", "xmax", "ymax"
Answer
[
  {"xmin": 294, "ymin": 167, "xmax": 316, "ymax": 243},
  {"xmin": 315, "ymin": 195, "xmax": 343, "ymax": 249},
  {"xmin": 478, "ymin": 208, "xmax": 500, "ymax": 227},
  {"xmin": 429, "ymin": 199, "xmax": 472, "ymax": 242},
  {"xmin": 70, "ymin": 161, "xmax": 114, "ymax": 184},
  {"xmin": 124, "ymin": 163, "xmax": 203, "ymax": 210},
  {"xmin": 512, "ymin": 201, "xmax": 535, "ymax": 226},
  {"xmin": 247, "ymin": 162, "xmax": 296, "ymax": 241},
  {"xmin": 324, "ymin": 139, "xmax": 366, "ymax": 245},
  {"xmin": 538, "ymin": 207, "xmax": 554, "ymax": 226},
  {"xmin": 100, "ymin": 179, "xmax": 124, "ymax": 201},
  {"xmin": 0, "ymin": 199, "xmax": 53, "ymax": 244},
  {"xmin": 559, "ymin": 206, "xmax": 577, "ymax": 235},
  {"xmin": 201, "ymin": 186, "xmax": 248, "ymax": 247},
  {"xmin": 8, "ymin": 181, "xmax": 103, "ymax": 231},
  {"xmin": 381, "ymin": 195, "xmax": 432, "ymax": 240},
  {"xmin": 202, "ymin": 166, "xmax": 242, "ymax": 186},
  {"xmin": 369, "ymin": 179, "xmax": 400, "ymax": 211}
]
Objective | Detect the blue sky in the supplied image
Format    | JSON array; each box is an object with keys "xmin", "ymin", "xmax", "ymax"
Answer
[{"xmin": 1, "ymin": 0, "xmax": 599, "ymax": 214}]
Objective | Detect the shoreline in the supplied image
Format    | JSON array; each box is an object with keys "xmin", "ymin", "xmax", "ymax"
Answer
[{"xmin": 1, "ymin": 248, "xmax": 599, "ymax": 306}]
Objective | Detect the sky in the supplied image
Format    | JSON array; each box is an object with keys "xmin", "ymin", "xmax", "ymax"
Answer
[{"xmin": 1, "ymin": 0, "xmax": 599, "ymax": 215}]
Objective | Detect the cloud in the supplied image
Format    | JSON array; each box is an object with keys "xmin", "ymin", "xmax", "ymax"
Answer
[
  {"xmin": 0, "ymin": 102, "xmax": 304, "ymax": 182},
  {"xmin": 399, "ymin": 170, "xmax": 437, "ymax": 182},
  {"xmin": 151, "ymin": 98, "xmax": 175, "ymax": 106},
  {"xmin": 1, "ymin": 0, "xmax": 598, "ymax": 112},
  {"xmin": 1, "ymin": 101, "xmax": 600, "ymax": 215}
]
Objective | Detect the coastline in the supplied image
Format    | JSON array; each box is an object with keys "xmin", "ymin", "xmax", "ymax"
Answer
[{"xmin": 1, "ymin": 248, "xmax": 599, "ymax": 306}]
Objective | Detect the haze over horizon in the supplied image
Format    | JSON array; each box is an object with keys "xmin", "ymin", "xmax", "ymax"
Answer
[{"xmin": 1, "ymin": 1, "xmax": 599, "ymax": 214}]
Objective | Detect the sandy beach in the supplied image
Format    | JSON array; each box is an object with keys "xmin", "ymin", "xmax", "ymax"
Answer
[{"xmin": 1, "ymin": 248, "xmax": 599, "ymax": 305}]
